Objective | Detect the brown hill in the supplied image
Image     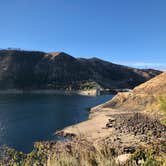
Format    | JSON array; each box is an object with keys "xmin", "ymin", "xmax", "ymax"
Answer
[
  {"xmin": 102, "ymin": 72, "xmax": 166, "ymax": 113},
  {"xmin": 0, "ymin": 49, "xmax": 161, "ymax": 90}
]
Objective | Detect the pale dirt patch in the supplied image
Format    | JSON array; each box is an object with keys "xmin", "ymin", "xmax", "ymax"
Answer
[
  {"xmin": 56, "ymin": 108, "xmax": 140, "ymax": 144},
  {"xmin": 57, "ymin": 111, "xmax": 115, "ymax": 141}
]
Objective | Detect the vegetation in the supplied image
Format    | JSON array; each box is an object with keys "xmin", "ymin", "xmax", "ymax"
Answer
[
  {"xmin": 1, "ymin": 137, "xmax": 166, "ymax": 166},
  {"xmin": 128, "ymin": 146, "xmax": 165, "ymax": 166},
  {"xmin": 159, "ymin": 96, "xmax": 166, "ymax": 114},
  {"xmin": 159, "ymin": 96, "xmax": 166, "ymax": 125},
  {"xmin": 0, "ymin": 140, "xmax": 117, "ymax": 166},
  {"xmin": 79, "ymin": 81, "xmax": 99, "ymax": 90}
]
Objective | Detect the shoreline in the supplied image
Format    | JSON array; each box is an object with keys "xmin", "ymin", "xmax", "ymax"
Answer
[
  {"xmin": 55, "ymin": 97, "xmax": 115, "ymax": 140},
  {"xmin": 0, "ymin": 88, "xmax": 131, "ymax": 97},
  {"xmin": 0, "ymin": 89, "xmax": 100, "ymax": 96}
]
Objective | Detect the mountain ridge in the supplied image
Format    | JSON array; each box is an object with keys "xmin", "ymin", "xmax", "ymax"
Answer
[{"xmin": 0, "ymin": 49, "xmax": 162, "ymax": 91}]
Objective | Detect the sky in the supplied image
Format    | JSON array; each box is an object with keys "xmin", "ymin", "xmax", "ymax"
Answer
[{"xmin": 0, "ymin": 0, "xmax": 166, "ymax": 70}]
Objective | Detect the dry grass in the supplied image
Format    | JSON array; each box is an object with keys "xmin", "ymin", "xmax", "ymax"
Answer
[
  {"xmin": 1, "ymin": 136, "xmax": 165, "ymax": 166},
  {"xmin": 44, "ymin": 138, "xmax": 117, "ymax": 166}
]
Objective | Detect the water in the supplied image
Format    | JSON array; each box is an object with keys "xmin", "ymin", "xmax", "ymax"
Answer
[{"xmin": 0, "ymin": 94, "xmax": 114, "ymax": 152}]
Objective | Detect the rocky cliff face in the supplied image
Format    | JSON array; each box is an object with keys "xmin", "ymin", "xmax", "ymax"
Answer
[{"xmin": 0, "ymin": 49, "xmax": 161, "ymax": 90}]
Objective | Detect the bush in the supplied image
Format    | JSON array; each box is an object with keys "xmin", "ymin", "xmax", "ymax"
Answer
[
  {"xmin": 159, "ymin": 96, "xmax": 166, "ymax": 124},
  {"xmin": 159, "ymin": 96, "xmax": 166, "ymax": 114},
  {"xmin": 129, "ymin": 147, "xmax": 164, "ymax": 166}
]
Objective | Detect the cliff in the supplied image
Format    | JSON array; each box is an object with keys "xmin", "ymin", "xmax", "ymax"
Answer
[{"xmin": 0, "ymin": 49, "xmax": 161, "ymax": 91}]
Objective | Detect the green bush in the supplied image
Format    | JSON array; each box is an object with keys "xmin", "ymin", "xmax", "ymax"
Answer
[
  {"xmin": 129, "ymin": 147, "xmax": 163, "ymax": 166},
  {"xmin": 159, "ymin": 96, "xmax": 166, "ymax": 124},
  {"xmin": 159, "ymin": 96, "xmax": 166, "ymax": 114}
]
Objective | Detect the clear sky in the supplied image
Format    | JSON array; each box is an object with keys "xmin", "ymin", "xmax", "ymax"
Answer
[{"xmin": 0, "ymin": 0, "xmax": 165, "ymax": 69}]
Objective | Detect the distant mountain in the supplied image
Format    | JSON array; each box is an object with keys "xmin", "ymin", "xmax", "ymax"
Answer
[{"xmin": 0, "ymin": 49, "xmax": 162, "ymax": 90}]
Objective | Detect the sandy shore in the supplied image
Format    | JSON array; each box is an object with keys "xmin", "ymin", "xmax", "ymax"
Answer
[{"xmin": 56, "ymin": 103, "xmax": 131, "ymax": 141}]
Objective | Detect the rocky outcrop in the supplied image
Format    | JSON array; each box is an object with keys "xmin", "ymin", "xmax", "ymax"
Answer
[{"xmin": 0, "ymin": 49, "xmax": 161, "ymax": 91}]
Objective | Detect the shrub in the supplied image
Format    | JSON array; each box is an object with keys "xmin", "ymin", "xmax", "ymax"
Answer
[
  {"xmin": 159, "ymin": 96, "xmax": 166, "ymax": 125},
  {"xmin": 129, "ymin": 147, "xmax": 164, "ymax": 166},
  {"xmin": 159, "ymin": 96, "xmax": 166, "ymax": 114}
]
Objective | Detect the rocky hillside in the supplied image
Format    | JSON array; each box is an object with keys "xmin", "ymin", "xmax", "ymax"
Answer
[
  {"xmin": 0, "ymin": 49, "xmax": 161, "ymax": 90},
  {"xmin": 102, "ymin": 72, "xmax": 166, "ymax": 114}
]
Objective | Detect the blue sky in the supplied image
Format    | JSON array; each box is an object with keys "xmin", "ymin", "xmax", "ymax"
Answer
[{"xmin": 0, "ymin": 0, "xmax": 166, "ymax": 70}]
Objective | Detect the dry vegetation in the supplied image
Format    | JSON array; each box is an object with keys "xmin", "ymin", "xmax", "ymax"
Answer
[
  {"xmin": 0, "ymin": 142, "xmax": 165, "ymax": 166},
  {"xmin": 0, "ymin": 112, "xmax": 166, "ymax": 166},
  {"xmin": 158, "ymin": 95, "xmax": 166, "ymax": 125}
]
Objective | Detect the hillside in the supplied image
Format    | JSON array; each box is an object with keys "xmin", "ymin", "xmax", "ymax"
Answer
[
  {"xmin": 101, "ymin": 71, "xmax": 166, "ymax": 113},
  {"xmin": 0, "ymin": 49, "xmax": 161, "ymax": 90},
  {"xmin": 56, "ymin": 72, "xmax": 166, "ymax": 144}
]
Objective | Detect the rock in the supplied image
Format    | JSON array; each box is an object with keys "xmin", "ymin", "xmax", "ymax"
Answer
[
  {"xmin": 113, "ymin": 113, "xmax": 166, "ymax": 141},
  {"xmin": 106, "ymin": 123, "xmax": 113, "ymax": 128},
  {"xmin": 123, "ymin": 146, "xmax": 135, "ymax": 153},
  {"xmin": 108, "ymin": 118, "xmax": 116, "ymax": 123},
  {"xmin": 115, "ymin": 154, "xmax": 131, "ymax": 165}
]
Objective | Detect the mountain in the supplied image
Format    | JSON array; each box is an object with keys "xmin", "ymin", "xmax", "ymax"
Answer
[
  {"xmin": 101, "ymin": 71, "xmax": 166, "ymax": 114},
  {"xmin": 0, "ymin": 49, "xmax": 162, "ymax": 90}
]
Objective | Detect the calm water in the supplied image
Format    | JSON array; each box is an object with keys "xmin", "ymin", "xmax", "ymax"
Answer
[{"xmin": 0, "ymin": 94, "xmax": 113, "ymax": 152}]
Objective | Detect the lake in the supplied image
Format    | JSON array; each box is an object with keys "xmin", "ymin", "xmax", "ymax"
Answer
[{"xmin": 0, "ymin": 94, "xmax": 114, "ymax": 152}]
